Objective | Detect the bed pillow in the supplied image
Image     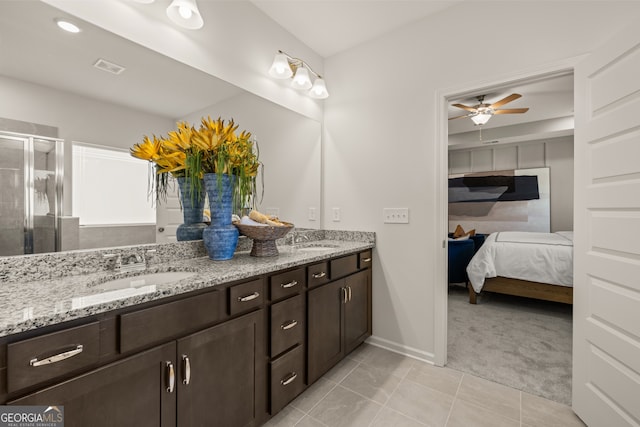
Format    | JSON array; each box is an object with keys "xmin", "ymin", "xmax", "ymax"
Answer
[{"xmin": 453, "ymin": 224, "xmax": 476, "ymax": 238}]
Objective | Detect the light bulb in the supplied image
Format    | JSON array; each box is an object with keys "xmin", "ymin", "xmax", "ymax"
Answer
[
  {"xmin": 309, "ymin": 78, "xmax": 329, "ymax": 99},
  {"xmin": 291, "ymin": 67, "xmax": 312, "ymax": 90},
  {"xmin": 268, "ymin": 53, "xmax": 293, "ymax": 79}
]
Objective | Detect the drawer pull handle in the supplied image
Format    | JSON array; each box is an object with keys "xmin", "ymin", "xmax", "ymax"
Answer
[
  {"xmin": 30, "ymin": 345, "xmax": 83, "ymax": 367},
  {"xmin": 342, "ymin": 287, "xmax": 348, "ymax": 304},
  {"xmin": 182, "ymin": 355, "xmax": 191, "ymax": 385},
  {"xmin": 347, "ymin": 286, "xmax": 352, "ymax": 302},
  {"xmin": 238, "ymin": 292, "xmax": 260, "ymax": 302},
  {"xmin": 166, "ymin": 362, "xmax": 175, "ymax": 393},
  {"xmin": 312, "ymin": 272, "xmax": 326, "ymax": 279},
  {"xmin": 362, "ymin": 257, "xmax": 372, "ymax": 263},
  {"xmin": 281, "ymin": 320, "xmax": 298, "ymax": 330},
  {"xmin": 281, "ymin": 280, "xmax": 298, "ymax": 289},
  {"xmin": 281, "ymin": 372, "xmax": 297, "ymax": 386}
]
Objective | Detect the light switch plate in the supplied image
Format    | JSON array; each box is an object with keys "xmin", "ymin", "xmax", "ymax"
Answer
[
  {"xmin": 332, "ymin": 207, "xmax": 341, "ymax": 222},
  {"xmin": 308, "ymin": 207, "xmax": 316, "ymax": 221},
  {"xmin": 383, "ymin": 208, "xmax": 409, "ymax": 224}
]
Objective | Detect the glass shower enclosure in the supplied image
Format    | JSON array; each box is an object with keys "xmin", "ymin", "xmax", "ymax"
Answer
[{"xmin": 0, "ymin": 131, "xmax": 63, "ymax": 256}]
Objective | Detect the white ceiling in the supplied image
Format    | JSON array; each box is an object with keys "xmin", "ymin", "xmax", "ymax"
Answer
[{"xmin": 250, "ymin": 0, "xmax": 461, "ymax": 58}]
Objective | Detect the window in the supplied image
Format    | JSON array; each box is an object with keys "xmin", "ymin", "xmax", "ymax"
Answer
[{"xmin": 72, "ymin": 143, "xmax": 155, "ymax": 225}]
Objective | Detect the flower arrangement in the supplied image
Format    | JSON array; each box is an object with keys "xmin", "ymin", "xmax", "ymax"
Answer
[{"xmin": 130, "ymin": 116, "xmax": 261, "ymax": 212}]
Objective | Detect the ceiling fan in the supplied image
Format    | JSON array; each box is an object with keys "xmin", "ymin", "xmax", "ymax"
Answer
[{"xmin": 449, "ymin": 93, "xmax": 529, "ymax": 126}]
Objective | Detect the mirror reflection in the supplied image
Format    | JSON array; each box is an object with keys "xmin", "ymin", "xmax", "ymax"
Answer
[{"xmin": 0, "ymin": 1, "xmax": 321, "ymax": 256}]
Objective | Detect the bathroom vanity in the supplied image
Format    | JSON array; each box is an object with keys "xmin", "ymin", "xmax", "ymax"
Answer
[{"xmin": 0, "ymin": 231, "xmax": 374, "ymax": 426}]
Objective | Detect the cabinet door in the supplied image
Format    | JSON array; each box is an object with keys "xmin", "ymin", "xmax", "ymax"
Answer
[
  {"xmin": 307, "ymin": 279, "xmax": 344, "ymax": 384},
  {"xmin": 344, "ymin": 269, "xmax": 372, "ymax": 354},
  {"xmin": 176, "ymin": 310, "xmax": 265, "ymax": 427},
  {"xmin": 9, "ymin": 342, "xmax": 177, "ymax": 427}
]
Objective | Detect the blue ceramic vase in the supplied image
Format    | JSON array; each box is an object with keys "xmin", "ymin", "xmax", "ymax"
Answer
[
  {"xmin": 176, "ymin": 176, "xmax": 207, "ymax": 241},
  {"xmin": 202, "ymin": 173, "xmax": 239, "ymax": 260}
]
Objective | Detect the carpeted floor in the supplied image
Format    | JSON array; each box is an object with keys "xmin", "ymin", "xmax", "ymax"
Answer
[{"xmin": 446, "ymin": 285, "xmax": 573, "ymax": 405}]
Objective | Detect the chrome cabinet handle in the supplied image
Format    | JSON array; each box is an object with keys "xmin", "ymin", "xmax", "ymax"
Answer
[
  {"xmin": 166, "ymin": 362, "xmax": 175, "ymax": 393},
  {"xmin": 342, "ymin": 287, "xmax": 348, "ymax": 303},
  {"xmin": 348, "ymin": 286, "xmax": 352, "ymax": 302},
  {"xmin": 312, "ymin": 272, "xmax": 326, "ymax": 279},
  {"xmin": 281, "ymin": 280, "xmax": 298, "ymax": 289},
  {"xmin": 362, "ymin": 257, "xmax": 372, "ymax": 263},
  {"xmin": 281, "ymin": 372, "xmax": 297, "ymax": 386},
  {"xmin": 281, "ymin": 320, "xmax": 298, "ymax": 330},
  {"xmin": 182, "ymin": 355, "xmax": 191, "ymax": 385},
  {"xmin": 30, "ymin": 345, "xmax": 83, "ymax": 367},
  {"xmin": 238, "ymin": 292, "xmax": 260, "ymax": 302}
]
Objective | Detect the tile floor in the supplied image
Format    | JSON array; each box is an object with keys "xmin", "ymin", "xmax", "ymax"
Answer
[{"xmin": 264, "ymin": 343, "xmax": 586, "ymax": 427}]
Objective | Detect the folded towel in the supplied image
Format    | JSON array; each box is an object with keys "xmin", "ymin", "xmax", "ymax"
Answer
[{"xmin": 240, "ymin": 215, "xmax": 268, "ymax": 227}]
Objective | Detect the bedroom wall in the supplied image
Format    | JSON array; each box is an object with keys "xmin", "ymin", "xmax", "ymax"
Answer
[{"xmin": 448, "ymin": 136, "xmax": 574, "ymax": 232}]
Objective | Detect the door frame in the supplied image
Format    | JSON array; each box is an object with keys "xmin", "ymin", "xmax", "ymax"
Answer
[{"xmin": 433, "ymin": 57, "xmax": 583, "ymax": 367}]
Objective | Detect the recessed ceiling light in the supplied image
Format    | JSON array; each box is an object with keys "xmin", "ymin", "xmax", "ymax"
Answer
[{"xmin": 55, "ymin": 18, "xmax": 81, "ymax": 34}]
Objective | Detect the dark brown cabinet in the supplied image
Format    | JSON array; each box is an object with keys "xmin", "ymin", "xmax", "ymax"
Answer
[
  {"xmin": 307, "ymin": 267, "xmax": 371, "ymax": 384},
  {"xmin": 9, "ymin": 342, "xmax": 177, "ymax": 427}
]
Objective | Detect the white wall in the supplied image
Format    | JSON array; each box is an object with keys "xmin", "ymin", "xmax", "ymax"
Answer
[
  {"xmin": 322, "ymin": 2, "xmax": 640, "ymax": 360},
  {"xmin": 449, "ymin": 137, "xmax": 574, "ymax": 233}
]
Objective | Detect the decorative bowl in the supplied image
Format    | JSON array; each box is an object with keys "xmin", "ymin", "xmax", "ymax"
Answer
[{"xmin": 234, "ymin": 222, "xmax": 294, "ymax": 257}]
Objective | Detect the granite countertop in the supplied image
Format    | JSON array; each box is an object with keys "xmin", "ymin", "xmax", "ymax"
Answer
[{"xmin": 0, "ymin": 236, "xmax": 374, "ymax": 338}]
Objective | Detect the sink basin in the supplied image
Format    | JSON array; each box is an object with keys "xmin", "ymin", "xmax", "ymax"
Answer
[
  {"xmin": 295, "ymin": 244, "xmax": 339, "ymax": 252},
  {"xmin": 74, "ymin": 272, "xmax": 198, "ymax": 310},
  {"xmin": 96, "ymin": 271, "xmax": 198, "ymax": 291}
]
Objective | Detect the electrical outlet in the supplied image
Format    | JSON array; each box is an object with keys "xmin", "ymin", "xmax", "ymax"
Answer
[
  {"xmin": 383, "ymin": 208, "xmax": 409, "ymax": 224},
  {"xmin": 308, "ymin": 207, "xmax": 316, "ymax": 221},
  {"xmin": 332, "ymin": 207, "xmax": 341, "ymax": 222},
  {"xmin": 265, "ymin": 207, "xmax": 279, "ymax": 218}
]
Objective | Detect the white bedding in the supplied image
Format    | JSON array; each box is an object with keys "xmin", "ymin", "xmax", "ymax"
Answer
[{"xmin": 466, "ymin": 231, "xmax": 573, "ymax": 293}]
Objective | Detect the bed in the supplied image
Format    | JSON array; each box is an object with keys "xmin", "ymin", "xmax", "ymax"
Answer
[{"xmin": 465, "ymin": 231, "xmax": 573, "ymax": 304}]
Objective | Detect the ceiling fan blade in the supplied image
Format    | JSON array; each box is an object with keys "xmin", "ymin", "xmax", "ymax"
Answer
[
  {"xmin": 489, "ymin": 93, "xmax": 521, "ymax": 109},
  {"xmin": 448, "ymin": 114, "xmax": 470, "ymax": 120},
  {"xmin": 452, "ymin": 103, "xmax": 477, "ymax": 113},
  {"xmin": 493, "ymin": 108, "xmax": 530, "ymax": 114}
]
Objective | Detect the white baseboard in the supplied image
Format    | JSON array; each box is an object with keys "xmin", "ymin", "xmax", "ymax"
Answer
[{"xmin": 365, "ymin": 335, "xmax": 435, "ymax": 365}]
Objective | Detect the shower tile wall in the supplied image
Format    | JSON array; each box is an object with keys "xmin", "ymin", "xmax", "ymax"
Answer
[{"xmin": 0, "ymin": 148, "xmax": 24, "ymax": 256}]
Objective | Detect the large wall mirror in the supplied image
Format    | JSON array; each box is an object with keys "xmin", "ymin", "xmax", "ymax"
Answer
[{"xmin": 0, "ymin": 1, "xmax": 321, "ymax": 256}]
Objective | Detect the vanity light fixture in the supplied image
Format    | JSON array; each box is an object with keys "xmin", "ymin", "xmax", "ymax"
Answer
[
  {"xmin": 54, "ymin": 18, "xmax": 81, "ymax": 33},
  {"xmin": 166, "ymin": 0, "xmax": 204, "ymax": 30},
  {"xmin": 268, "ymin": 50, "xmax": 329, "ymax": 99}
]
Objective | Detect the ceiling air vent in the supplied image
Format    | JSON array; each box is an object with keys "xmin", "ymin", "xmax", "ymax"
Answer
[
  {"xmin": 93, "ymin": 58, "xmax": 125, "ymax": 75},
  {"xmin": 482, "ymin": 140, "xmax": 500, "ymax": 145}
]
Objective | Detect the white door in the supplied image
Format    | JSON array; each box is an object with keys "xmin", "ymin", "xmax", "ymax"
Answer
[
  {"xmin": 155, "ymin": 182, "xmax": 182, "ymax": 243},
  {"xmin": 573, "ymin": 21, "xmax": 640, "ymax": 427}
]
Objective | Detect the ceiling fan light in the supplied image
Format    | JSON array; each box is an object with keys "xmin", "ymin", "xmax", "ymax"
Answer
[
  {"xmin": 291, "ymin": 67, "xmax": 312, "ymax": 90},
  {"xmin": 166, "ymin": 0, "xmax": 204, "ymax": 29},
  {"xmin": 268, "ymin": 53, "xmax": 293, "ymax": 79},
  {"xmin": 471, "ymin": 113, "xmax": 492, "ymax": 126},
  {"xmin": 308, "ymin": 78, "xmax": 329, "ymax": 99}
]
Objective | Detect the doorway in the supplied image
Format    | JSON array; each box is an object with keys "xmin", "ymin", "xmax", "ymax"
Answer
[{"xmin": 434, "ymin": 62, "xmax": 578, "ymax": 405}]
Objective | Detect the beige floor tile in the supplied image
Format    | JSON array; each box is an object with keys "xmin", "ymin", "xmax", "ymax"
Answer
[
  {"xmin": 456, "ymin": 374, "xmax": 520, "ymax": 421},
  {"xmin": 324, "ymin": 357, "xmax": 360, "ymax": 383},
  {"xmin": 263, "ymin": 406, "xmax": 306, "ymax": 427},
  {"xmin": 521, "ymin": 392, "xmax": 586, "ymax": 427},
  {"xmin": 308, "ymin": 384, "xmax": 382, "ymax": 427},
  {"xmin": 340, "ymin": 363, "xmax": 402, "ymax": 404},
  {"xmin": 407, "ymin": 363, "xmax": 462, "ymax": 397},
  {"xmin": 347, "ymin": 342, "xmax": 372, "ymax": 363},
  {"xmin": 386, "ymin": 379, "xmax": 454, "ymax": 427},
  {"xmin": 360, "ymin": 345, "xmax": 415, "ymax": 379},
  {"xmin": 446, "ymin": 399, "xmax": 519, "ymax": 427},
  {"xmin": 295, "ymin": 415, "xmax": 328, "ymax": 427},
  {"xmin": 290, "ymin": 377, "xmax": 337, "ymax": 413},
  {"xmin": 370, "ymin": 407, "xmax": 426, "ymax": 427}
]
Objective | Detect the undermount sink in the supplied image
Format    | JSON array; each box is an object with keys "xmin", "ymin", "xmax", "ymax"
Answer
[
  {"xmin": 96, "ymin": 271, "xmax": 198, "ymax": 291},
  {"xmin": 295, "ymin": 244, "xmax": 339, "ymax": 252},
  {"xmin": 74, "ymin": 272, "xmax": 198, "ymax": 310}
]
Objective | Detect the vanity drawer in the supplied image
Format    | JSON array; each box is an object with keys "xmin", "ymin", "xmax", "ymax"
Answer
[
  {"xmin": 270, "ymin": 294, "xmax": 305, "ymax": 358},
  {"xmin": 307, "ymin": 261, "xmax": 329, "ymax": 289},
  {"xmin": 330, "ymin": 254, "xmax": 358, "ymax": 279},
  {"xmin": 120, "ymin": 290, "xmax": 221, "ymax": 353},
  {"xmin": 358, "ymin": 250, "xmax": 372, "ymax": 269},
  {"xmin": 229, "ymin": 278, "xmax": 264, "ymax": 316},
  {"xmin": 270, "ymin": 345, "xmax": 305, "ymax": 414},
  {"xmin": 7, "ymin": 321, "xmax": 100, "ymax": 393},
  {"xmin": 270, "ymin": 268, "xmax": 305, "ymax": 301}
]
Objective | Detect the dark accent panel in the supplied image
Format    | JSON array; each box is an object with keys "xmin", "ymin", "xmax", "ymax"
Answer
[{"xmin": 449, "ymin": 175, "xmax": 540, "ymax": 202}]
